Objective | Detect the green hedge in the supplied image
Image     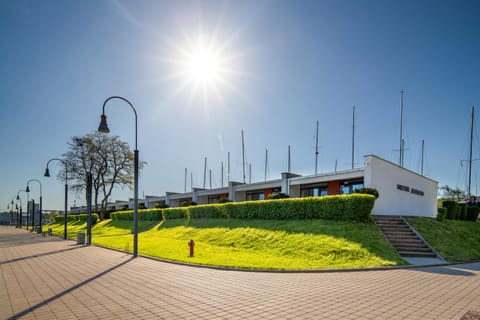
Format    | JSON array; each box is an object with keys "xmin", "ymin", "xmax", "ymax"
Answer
[
  {"xmin": 466, "ymin": 206, "xmax": 480, "ymax": 221},
  {"xmin": 108, "ymin": 195, "xmax": 375, "ymax": 222},
  {"xmin": 458, "ymin": 203, "xmax": 467, "ymax": 220},
  {"xmin": 443, "ymin": 200, "xmax": 459, "ymax": 220},
  {"xmin": 111, "ymin": 208, "xmax": 163, "ymax": 221},
  {"xmin": 436, "ymin": 207, "xmax": 447, "ymax": 221},
  {"xmin": 54, "ymin": 213, "xmax": 99, "ymax": 224}
]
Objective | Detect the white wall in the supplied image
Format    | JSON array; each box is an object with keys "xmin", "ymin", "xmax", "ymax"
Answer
[{"xmin": 364, "ymin": 155, "xmax": 437, "ymax": 217}]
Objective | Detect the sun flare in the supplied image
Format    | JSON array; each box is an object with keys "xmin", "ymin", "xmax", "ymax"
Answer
[{"xmin": 165, "ymin": 31, "xmax": 243, "ymax": 105}]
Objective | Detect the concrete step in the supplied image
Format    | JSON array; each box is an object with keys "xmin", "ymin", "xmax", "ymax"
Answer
[
  {"xmin": 374, "ymin": 216, "xmax": 439, "ymax": 260},
  {"xmin": 398, "ymin": 251, "xmax": 437, "ymax": 258}
]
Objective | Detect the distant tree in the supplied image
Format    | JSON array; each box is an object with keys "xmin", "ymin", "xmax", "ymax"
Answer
[
  {"xmin": 62, "ymin": 132, "xmax": 145, "ymax": 219},
  {"xmin": 441, "ymin": 185, "xmax": 465, "ymax": 201}
]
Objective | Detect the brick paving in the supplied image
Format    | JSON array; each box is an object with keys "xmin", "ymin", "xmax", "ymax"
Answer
[{"xmin": 0, "ymin": 226, "xmax": 479, "ymax": 320}]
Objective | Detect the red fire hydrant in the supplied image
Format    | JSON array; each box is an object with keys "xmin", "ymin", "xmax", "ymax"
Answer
[{"xmin": 188, "ymin": 239, "xmax": 195, "ymax": 257}]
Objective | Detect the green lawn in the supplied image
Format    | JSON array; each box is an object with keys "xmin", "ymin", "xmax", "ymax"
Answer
[
  {"xmin": 47, "ymin": 218, "xmax": 405, "ymax": 270},
  {"xmin": 406, "ymin": 217, "xmax": 480, "ymax": 261}
]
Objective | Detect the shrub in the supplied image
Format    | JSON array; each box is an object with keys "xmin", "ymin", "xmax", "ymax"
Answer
[
  {"xmin": 443, "ymin": 200, "xmax": 459, "ymax": 220},
  {"xmin": 162, "ymin": 208, "xmax": 187, "ymax": 220},
  {"xmin": 353, "ymin": 188, "xmax": 379, "ymax": 199},
  {"xmin": 267, "ymin": 192, "xmax": 290, "ymax": 200},
  {"xmin": 458, "ymin": 203, "xmax": 467, "ymax": 220},
  {"xmin": 111, "ymin": 209, "xmax": 162, "ymax": 221},
  {"xmin": 466, "ymin": 206, "xmax": 480, "ymax": 222},
  {"xmin": 217, "ymin": 198, "xmax": 232, "ymax": 204},
  {"xmin": 179, "ymin": 194, "xmax": 375, "ymax": 222},
  {"xmin": 180, "ymin": 201, "xmax": 197, "ymax": 207},
  {"xmin": 154, "ymin": 202, "xmax": 169, "ymax": 209},
  {"xmin": 437, "ymin": 207, "xmax": 447, "ymax": 221}
]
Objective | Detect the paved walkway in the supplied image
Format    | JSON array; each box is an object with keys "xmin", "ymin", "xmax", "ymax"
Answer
[{"xmin": 0, "ymin": 227, "xmax": 479, "ymax": 320}]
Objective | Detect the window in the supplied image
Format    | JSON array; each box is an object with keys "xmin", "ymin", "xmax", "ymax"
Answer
[
  {"xmin": 300, "ymin": 185, "xmax": 328, "ymax": 197},
  {"xmin": 246, "ymin": 191, "xmax": 265, "ymax": 201},
  {"xmin": 340, "ymin": 181, "xmax": 364, "ymax": 194}
]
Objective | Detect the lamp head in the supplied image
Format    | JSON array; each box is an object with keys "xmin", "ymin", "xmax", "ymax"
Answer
[
  {"xmin": 98, "ymin": 114, "xmax": 110, "ymax": 133},
  {"xmin": 26, "ymin": 185, "xmax": 30, "ymax": 193},
  {"xmin": 44, "ymin": 168, "xmax": 50, "ymax": 177},
  {"xmin": 16, "ymin": 195, "xmax": 20, "ymax": 200}
]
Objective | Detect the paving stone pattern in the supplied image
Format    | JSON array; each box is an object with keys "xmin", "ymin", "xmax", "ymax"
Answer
[{"xmin": 1, "ymin": 227, "xmax": 479, "ymax": 320}]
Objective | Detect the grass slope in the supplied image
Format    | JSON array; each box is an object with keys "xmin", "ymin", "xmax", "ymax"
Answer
[
  {"xmin": 47, "ymin": 218, "xmax": 404, "ymax": 269},
  {"xmin": 406, "ymin": 217, "xmax": 480, "ymax": 261}
]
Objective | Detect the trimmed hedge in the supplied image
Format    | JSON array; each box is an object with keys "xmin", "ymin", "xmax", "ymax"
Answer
[
  {"xmin": 443, "ymin": 200, "xmax": 459, "ymax": 220},
  {"xmin": 107, "ymin": 194, "xmax": 375, "ymax": 222},
  {"xmin": 111, "ymin": 209, "xmax": 163, "ymax": 221},
  {"xmin": 458, "ymin": 203, "xmax": 467, "ymax": 220},
  {"xmin": 54, "ymin": 213, "xmax": 99, "ymax": 224},
  {"xmin": 466, "ymin": 206, "xmax": 480, "ymax": 221},
  {"xmin": 436, "ymin": 207, "xmax": 447, "ymax": 221}
]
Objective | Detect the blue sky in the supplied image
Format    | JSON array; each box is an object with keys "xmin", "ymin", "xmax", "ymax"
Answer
[{"xmin": 1, "ymin": 0, "xmax": 480, "ymax": 210}]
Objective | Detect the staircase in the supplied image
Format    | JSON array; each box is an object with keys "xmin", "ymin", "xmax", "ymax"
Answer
[{"xmin": 374, "ymin": 216, "xmax": 437, "ymax": 258}]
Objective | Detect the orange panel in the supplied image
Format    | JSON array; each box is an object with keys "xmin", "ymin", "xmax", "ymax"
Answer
[
  {"xmin": 264, "ymin": 188, "xmax": 273, "ymax": 199},
  {"xmin": 327, "ymin": 181, "xmax": 340, "ymax": 195}
]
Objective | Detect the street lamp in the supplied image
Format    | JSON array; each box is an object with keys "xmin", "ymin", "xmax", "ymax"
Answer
[
  {"xmin": 45, "ymin": 158, "xmax": 69, "ymax": 240},
  {"xmin": 16, "ymin": 190, "xmax": 26, "ymax": 228},
  {"xmin": 26, "ymin": 179, "xmax": 42, "ymax": 232},
  {"xmin": 98, "ymin": 96, "xmax": 139, "ymax": 257}
]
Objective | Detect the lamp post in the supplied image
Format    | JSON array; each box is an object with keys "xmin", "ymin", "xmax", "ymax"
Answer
[
  {"xmin": 26, "ymin": 179, "xmax": 42, "ymax": 232},
  {"xmin": 16, "ymin": 190, "xmax": 26, "ymax": 228},
  {"xmin": 98, "ymin": 96, "xmax": 139, "ymax": 257},
  {"xmin": 45, "ymin": 158, "xmax": 69, "ymax": 240}
]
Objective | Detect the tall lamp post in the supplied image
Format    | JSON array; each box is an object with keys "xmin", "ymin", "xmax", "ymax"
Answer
[
  {"xmin": 98, "ymin": 96, "xmax": 139, "ymax": 257},
  {"xmin": 26, "ymin": 179, "xmax": 42, "ymax": 232},
  {"xmin": 44, "ymin": 158, "xmax": 69, "ymax": 240},
  {"xmin": 16, "ymin": 190, "xmax": 26, "ymax": 228}
]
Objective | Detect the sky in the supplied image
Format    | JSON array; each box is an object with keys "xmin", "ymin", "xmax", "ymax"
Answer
[{"xmin": 1, "ymin": 0, "xmax": 480, "ymax": 211}]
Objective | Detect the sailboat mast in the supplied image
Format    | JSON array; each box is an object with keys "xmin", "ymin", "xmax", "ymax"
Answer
[
  {"xmin": 203, "ymin": 157, "xmax": 207, "ymax": 189},
  {"xmin": 315, "ymin": 120, "xmax": 319, "ymax": 174},
  {"xmin": 264, "ymin": 149, "xmax": 268, "ymax": 182},
  {"xmin": 288, "ymin": 145, "xmax": 291, "ymax": 173},
  {"xmin": 352, "ymin": 106, "xmax": 355, "ymax": 170},
  {"xmin": 184, "ymin": 168, "xmax": 187, "ymax": 193},
  {"xmin": 399, "ymin": 90, "xmax": 404, "ymax": 167},
  {"xmin": 468, "ymin": 106, "xmax": 474, "ymax": 197},
  {"xmin": 421, "ymin": 140, "xmax": 424, "ymax": 175},
  {"xmin": 242, "ymin": 130, "xmax": 246, "ymax": 183}
]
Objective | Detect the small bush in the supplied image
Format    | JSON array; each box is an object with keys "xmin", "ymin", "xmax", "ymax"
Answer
[
  {"xmin": 437, "ymin": 207, "xmax": 447, "ymax": 221},
  {"xmin": 162, "ymin": 208, "xmax": 187, "ymax": 220},
  {"xmin": 154, "ymin": 202, "xmax": 169, "ymax": 209},
  {"xmin": 111, "ymin": 209, "xmax": 162, "ymax": 221},
  {"xmin": 458, "ymin": 203, "xmax": 467, "ymax": 220},
  {"xmin": 353, "ymin": 188, "xmax": 379, "ymax": 199},
  {"xmin": 466, "ymin": 206, "xmax": 480, "ymax": 221},
  {"xmin": 443, "ymin": 200, "xmax": 459, "ymax": 220},
  {"xmin": 217, "ymin": 198, "xmax": 232, "ymax": 204},
  {"xmin": 180, "ymin": 201, "xmax": 197, "ymax": 207},
  {"xmin": 267, "ymin": 192, "xmax": 290, "ymax": 200}
]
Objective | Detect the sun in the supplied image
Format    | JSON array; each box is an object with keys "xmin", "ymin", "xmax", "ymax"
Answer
[
  {"xmin": 183, "ymin": 41, "xmax": 222, "ymax": 86},
  {"xmin": 164, "ymin": 31, "xmax": 242, "ymax": 105}
]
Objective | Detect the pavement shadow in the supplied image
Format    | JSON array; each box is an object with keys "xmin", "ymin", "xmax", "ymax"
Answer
[
  {"xmin": 413, "ymin": 264, "xmax": 478, "ymax": 277},
  {"xmin": 0, "ymin": 246, "xmax": 83, "ymax": 265},
  {"xmin": 7, "ymin": 256, "xmax": 133, "ymax": 320}
]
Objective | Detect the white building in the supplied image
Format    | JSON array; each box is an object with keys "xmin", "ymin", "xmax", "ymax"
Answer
[{"xmin": 138, "ymin": 155, "xmax": 437, "ymax": 217}]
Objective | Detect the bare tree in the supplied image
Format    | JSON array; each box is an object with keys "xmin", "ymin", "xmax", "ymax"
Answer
[{"xmin": 62, "ymin": 132, "xmax": 144, "ymax": 219}]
